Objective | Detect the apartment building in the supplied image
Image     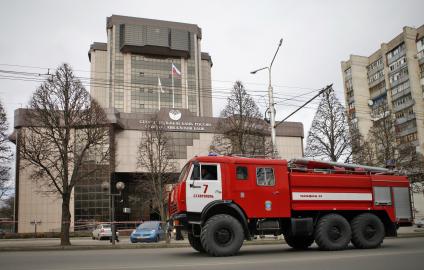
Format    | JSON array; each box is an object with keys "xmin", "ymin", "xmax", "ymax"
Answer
[{"xmin": 341, "ymin": 25, "xmax": 424, "ymax": 154}]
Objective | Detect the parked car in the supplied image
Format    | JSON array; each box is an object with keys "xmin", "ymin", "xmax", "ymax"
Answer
[
  {"xmin": 92, "ymin": 224, "xmax": 119, "ymax": 240},
  {"xmin": 415, "ymin": 218, "xmax": 424, "ymax": 228},
  {"xmin": 130, "ymin": 221, "xmax": 165, "ymax": 243}
]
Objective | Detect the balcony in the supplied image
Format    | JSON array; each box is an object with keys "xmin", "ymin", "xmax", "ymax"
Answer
[
  {"xmin": 391, "ymin": 87, "xmax": 411, "ymax": 102},
  {"xmin": 387, "ymin": 50, "xmax": 406, "ymax": 65},
  {"xmin": 371, "ymin": 110, "xmax": 390, "ymax": 121},
  {"xmin": 388, "ymin": 61, "xmax": 407, "ymax": 75},
  {"xmin": 370, "ymin": 88, "xmax": 387, "ymax": 99},
  {"xmin": 393, "ymin": 99, "xmax": 415, "ymax": 113},
  {"xmin": 390, "ymin": 75, "xmax": 409, "ymax": 88},
  {"xmin": 395, "ymin": 113, "xmax": 416, "ymax": 125},
  {"xmin": 369, "ymin": 75, "xmax": 385, "ymax": 88},
  {"xmin": 396, "ymin": 126, "xmax": 417, "ymax": 137}
]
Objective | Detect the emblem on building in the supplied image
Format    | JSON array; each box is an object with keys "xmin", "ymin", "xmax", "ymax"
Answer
[{"xmin": 169, "ymin": 109, "xmax": 182, "ymax": 121}]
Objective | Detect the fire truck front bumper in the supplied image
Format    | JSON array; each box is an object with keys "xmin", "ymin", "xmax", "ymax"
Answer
[{"xmin": 171, "ymin": 213, "xmax": 189, "ymax": 230}]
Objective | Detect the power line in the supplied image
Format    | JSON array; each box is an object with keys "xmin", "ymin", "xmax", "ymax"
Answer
[{"xmin": 0, "ymin": 63, "xmax": 320, "ymax": 92}]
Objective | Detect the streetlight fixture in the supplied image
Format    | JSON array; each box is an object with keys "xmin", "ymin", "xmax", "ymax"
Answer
[
  {"xmin": 101, "ymin": 180, "xmax": 125, "ymax": 245},
  {"xmin": 251, "ymin": 38, "xmax": 283, "ymax": 158}
]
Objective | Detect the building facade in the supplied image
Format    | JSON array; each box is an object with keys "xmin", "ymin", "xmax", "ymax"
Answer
[
  {"xmin": 89, "ymin": 15, "xmax": 213, "ymax": 117},
  {"xmin": 12, "ymin": 108, "xmax": 304, "ymax": 233},
  {"xmin": 341, "ymin": 25, "xmax": 424, "ymax": 154},
  {"xmin": 12, "ymin": 15, "xmax": 305, "ymax": 233},
  {"xmin": 341, "ymin": 25, "xmax": 424, "ymax": 219}
]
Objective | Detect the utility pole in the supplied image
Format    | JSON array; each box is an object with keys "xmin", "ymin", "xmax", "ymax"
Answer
[
  {"xmin": 274, "ymin": 84, "xmax": 333, "ymax": 127},
  {"xmin": 251, "ymin": 38, "xmax": 283, "ymax": 158}
]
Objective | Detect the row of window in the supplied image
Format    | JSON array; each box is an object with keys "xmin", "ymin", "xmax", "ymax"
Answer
[
  {"xmin": 190, "ymin": 164, "xmax": 276, "ymax": 186},
  {"xmin": 389, "ymin": 67, "xmax": 408, "ymax": 85},
  {"xmin": 391, "ymin": 80, "xmax": 410, "ymax": 96},
  {"xmin": 393, "ymin": 93, "xmax": 412, "ymax": 108},
  {"xmin": 389, "ymin": 56, "xmax": 407, "ymax": 72},
  {"xmin": 368, "ymin": 70, "xmax": 384, "ymax": 84},
  {"xmin": 396, "ymin": 132, "xmax": 418, "ymax": 145},
  {"xmin": 417, "ymin": 38, "xmax": 424, "ymax": 53},
  {"xmin": 387, "ymin": 43, "xmax": 405, "ymax": 60},
  {"xmin": 367, "ymin": 58, "xmax": 383, "ymax": 74},
  {"xmin": 395, "ymin": 107, "xmax": 414, "ymax": 120},
  {"xmin": 395, "ymin": 119, "xmax": 417, "ymax": 134},
  {"xmin": 369, "ymin": 81, "xmax": 386, "ymax": 99}
]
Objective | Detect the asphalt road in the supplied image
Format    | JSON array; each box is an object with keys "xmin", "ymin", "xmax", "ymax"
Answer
[{"xmin": 1, "ymin": 237, "xmax": 423, "ymax": 270}]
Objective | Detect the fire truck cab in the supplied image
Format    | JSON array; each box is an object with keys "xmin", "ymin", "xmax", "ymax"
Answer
[{"xmin": 168, "ymin": 156, "xmax": 412, "ymax": 257}]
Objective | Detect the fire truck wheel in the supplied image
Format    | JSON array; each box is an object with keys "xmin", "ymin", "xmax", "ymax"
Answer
[
  {"xmin": 314, "ymin": 214, "xmax": 351, "ymax": 251},
  {"xmin": 200, "ymin": 214, "xmax": 244, "ymax": 257},
  {"xmin": 351, "ymin": 213, "xmax": 385, "ymax": 249},
  {"xmin": 188, "ymin": 233, "xmax": 205, "ymax": 253},
  {"xmin": 284, "ymin": 234, "xmax": 314, "ymax": 250}
]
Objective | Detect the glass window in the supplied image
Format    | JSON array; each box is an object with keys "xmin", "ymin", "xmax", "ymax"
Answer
[
  {"xmin": 201, "ymin": 165, "xmax": 217, "ymax": 180},
  {"xmin": 191, "ymin": 164, "xmax": 217, "ymax": 181},
  {"xmin": 191, "ymin": 164, "xmax": 200, "ymax": 180},
  {"xmin": 256, "ymin": 168, "xmax": 275, "ymax": 186},
  {"xmin": 236, "ymin": 166, "xmax": 248, "ymax": 180}
]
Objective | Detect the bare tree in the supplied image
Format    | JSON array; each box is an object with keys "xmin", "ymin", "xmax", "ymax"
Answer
[
  {"xmin": 349, "ymin": 124, "xmax": 375, "ymax": 165},
  {"xmin": 137, "ymin": 115, "xmax": 176, "ymax": 226},
  {"xmin": 0, "ymin": 99, "xmax": 12, "ymax": 200},
  {"xmin": 353, "ymin": 101, "xmax": 424, "ymax": 180},
  {"xmin": 210, "ymin": 81, "xmax": 271, "ymax": 157},
  {"xmin": 305, "ymin": 88, "xmax": 351, "ymax": 162},
  {"xmin": 18, "ymin": 64, "xmax": 110, "ymax": 245},
  {"xmin": 368, "ymin": 103, "xmax": 397, "ymax": 166}
]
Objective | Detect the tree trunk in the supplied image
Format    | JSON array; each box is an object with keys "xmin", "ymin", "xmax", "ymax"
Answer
[{"xmin": 60, "ymin": 193, "xmax": 71, "ymax": 246}]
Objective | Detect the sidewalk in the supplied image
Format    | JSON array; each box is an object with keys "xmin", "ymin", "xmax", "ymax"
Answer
[{"xmin": 1, "ymin": 228, "xmax": 423, "ymax": 252}]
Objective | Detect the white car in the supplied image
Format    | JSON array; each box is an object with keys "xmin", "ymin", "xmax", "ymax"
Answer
[
  {"xmin": 415, "ymin": 218, "xmax": 424, "ymax": 228},
  {"xmin": 92, "ymin": 224, "xmax": 119, "ymax": 240}
]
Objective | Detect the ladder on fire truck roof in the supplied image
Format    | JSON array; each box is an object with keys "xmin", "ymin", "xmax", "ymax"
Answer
[{"xmin": 288, "ymin": 158, "xmax": 395, "ymax": 175}]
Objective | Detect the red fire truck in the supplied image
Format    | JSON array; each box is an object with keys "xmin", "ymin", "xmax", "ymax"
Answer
[{"xmin": 168, "ymin": 155, "xmax": 413, "ymax": 257}]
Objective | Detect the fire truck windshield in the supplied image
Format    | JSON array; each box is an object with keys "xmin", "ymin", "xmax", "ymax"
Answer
[{"xmin": 177, "ymin": 163, "xmax": 190, "ymax": 182}]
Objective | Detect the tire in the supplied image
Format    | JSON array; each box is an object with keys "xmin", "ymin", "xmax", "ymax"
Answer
[
  {"xmin": 155, "ymin": 236, "xmax": 159, "ymax": 242},
  {"xmin": 188, "ymin": 233, "xmax": 205, "ymax": 253},
  {"xmin": 92, "ymin": 236, "xmax": 95, "ymax": 240},
  {"xmin": 200, "ymin": 214, "xmax": 244, "ymax": 257},
  {"xmin": 284, "ymin": 234, "xmax": 314, "ymax": 250},
  {"xmin": 351, "ymin": 213, "xmax": 385, "ymax": 249},
  {"xmin": 314, "ymin": 214, "xmax": 351, "ymax": 251}
]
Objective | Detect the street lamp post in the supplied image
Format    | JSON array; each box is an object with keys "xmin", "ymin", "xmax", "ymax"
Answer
[
  {"xmin": 102, "ymin": 181, "xmax": 125, "ymax": 245},
  {"xmin": 251, "ymin": 38, "xmax": 283, "ymax": 158}
]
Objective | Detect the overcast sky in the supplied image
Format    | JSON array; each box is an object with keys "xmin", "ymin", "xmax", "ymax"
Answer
[{"xmin": 1, "ymin": 0, "xmax": 423, "ymax": 137}]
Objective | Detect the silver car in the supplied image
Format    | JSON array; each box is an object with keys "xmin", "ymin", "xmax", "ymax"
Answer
[
  {"xmin": 92, "ymin": 224, "xmax": 119, "ymax": 240},
  {"xmin": 415, "ymin": 218, "xmax": 424, "ymax": 228}
]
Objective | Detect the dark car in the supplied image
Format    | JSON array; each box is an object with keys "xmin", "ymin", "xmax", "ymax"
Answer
[{"xmin": 130, "ymin": 221, "xmax": 165, "ymax": 243}]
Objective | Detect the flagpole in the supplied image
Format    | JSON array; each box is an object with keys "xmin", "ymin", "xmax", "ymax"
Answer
[
  {"xmin": 171, "ymin": 62, "xmax": 175, "ymax": 108},
  {"xmin": 158, "ymin": 77, "xmax": 161, "ymax": 110},
  {"xmin": 185, "ymin": 76, "xmax": 189, "ymax": 109}
]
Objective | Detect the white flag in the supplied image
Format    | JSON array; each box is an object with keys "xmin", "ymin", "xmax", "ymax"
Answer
[{"xmin": 158, "ymin": 77, "xmax": 164, "ymax": 93}]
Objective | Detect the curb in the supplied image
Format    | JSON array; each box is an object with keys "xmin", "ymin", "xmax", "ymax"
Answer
[{"xmin": 0, "ymin": 234, "xmax": 422, "ymax": 252}]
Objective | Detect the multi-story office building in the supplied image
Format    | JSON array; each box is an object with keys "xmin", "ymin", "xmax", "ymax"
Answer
[
  {"xmin": 341, "ymin": 25, "xmax": 424, "ymax": 154},
  {"xmin": 89, "ymin": 15, "xmax": 213, "ymax": 117},
  {"xmin": 11, "ymin": 15, "xmax": 305, "ymax": 233}
]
